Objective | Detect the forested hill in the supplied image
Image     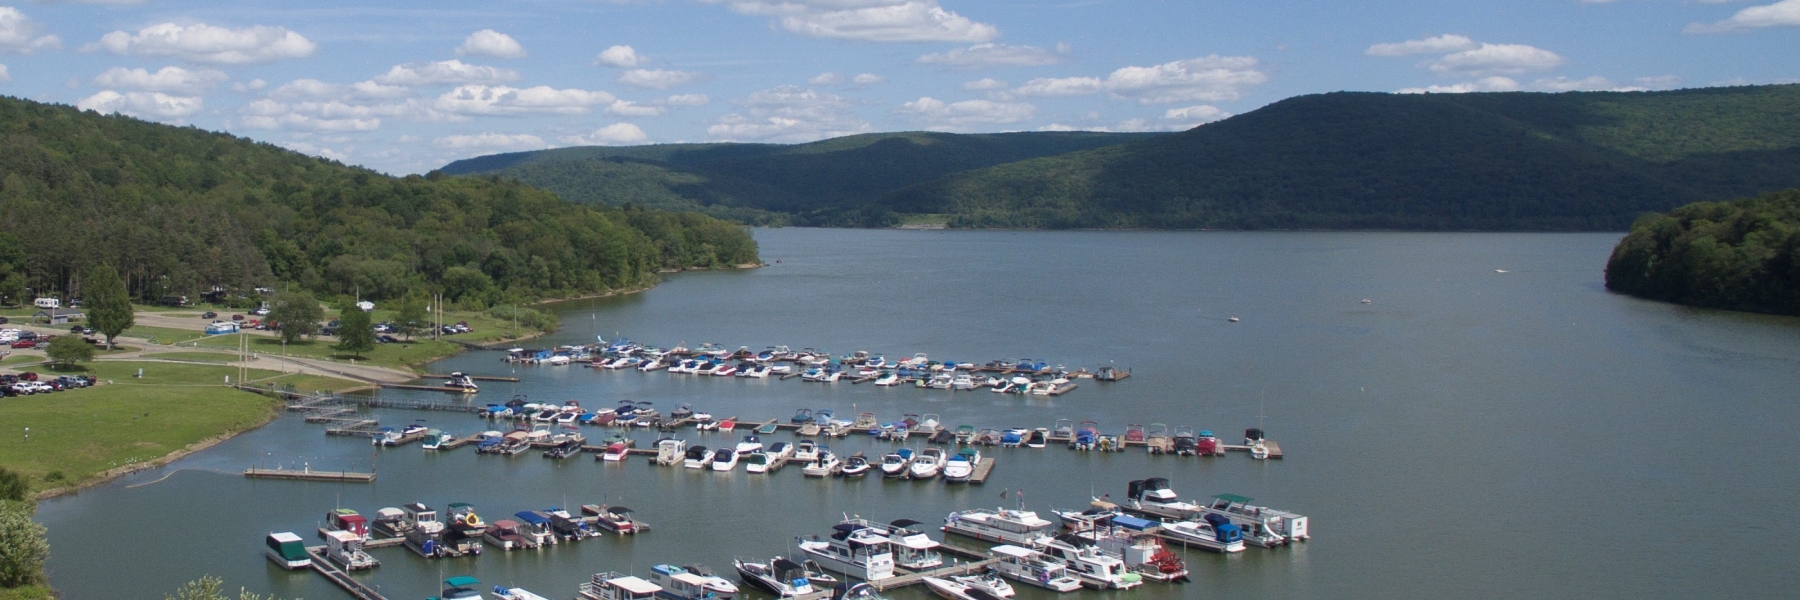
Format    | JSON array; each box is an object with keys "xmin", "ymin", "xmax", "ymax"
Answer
[
  {"xmin": 1605, "ymin": 189, "xmax": 1800, "ymax": 317},
  {"xmin": 0, "ymin": 96, "xmax": 758, "ymax": 307},
  {"xmin": 437, "ymin": 131, "xmax": 1161, "ymax": 225},
  {"xmin": 892, "ymin": 85, "xmax": 1800, "ymax": 230}
]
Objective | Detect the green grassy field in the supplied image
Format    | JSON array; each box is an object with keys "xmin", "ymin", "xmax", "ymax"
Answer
[
  {"xmin": 118, "ymin": 324, "xmax": 209, "ymax": 344},
  {"xmin": 0, "ymin": 585, "xmax": 52, "ymax": 600},
  {"xmin": 179, "ymin": 334, "xmax": 463, "ymax": 371},
  {"xmin": 0, "ymin": 361, "xmax": 359, "ymax": 494},
  {"xmin": 141, "ymin": 351, "xmax": 240, "ymax": 363}
]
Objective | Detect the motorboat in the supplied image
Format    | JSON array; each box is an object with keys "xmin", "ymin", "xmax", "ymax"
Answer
[
  {"xmin": 670, "ymin": 403, "xmax": 694, "ymax": 421},
  {"xmin": 1040, "ymin": 533, "xmax": 1143, "ymax": 589},
  {"xmin": 848, "ymin": 518, "xmax": 942, "ymax": 570},
  {"xmin": 421, "ymin": 429, "xmax": 455, "ymax": 450},
  {"xmin": 792, "ymin": 408, "xmax": 815, "ymax": 424},
  {"xmin": 1158, "ymin": 515, "xmax": 1246, "ymax": 553},
  {"xmin": 741, "ymin": 364, "xmax": 771, "ymax": 378},
  {"xmin": 512, "ymin": 510, "xmax": 559, "ymax": 547},
  {"xmin": 372, "ymin": 427, "xmax": 403, "ymax": 446},
  {"xmin": 913, "ymin": 414, "xmax": 942, "ymax": 434},
  {"xmin": 265, "ymin": 532, "xmax": 311, "ymax": 570},
  {"xmin": 802, "ymin": 448, "xmax": 840, "ymax": 477},
  {"xmin": 324, "ymin": 508, "xmax": 369, "ymax": 540},
  {"xmin": 1197, "ymin": 429, "xmax": 1222, "ymax": 456},
  {"xmin": 880, "ymin": 449, "xmax": 913, "ymax": 478},
  {"xmin": 1172, "ymin": 426, "xmax": 1198, "ymax": 456},
  {"xmin": 744, "ymin": 451, "xmax": 772, "ymax": 474},
  {"xmin": 584, "ymin": 504, "xmax": 646, "ymax": 534},
  {"xmin": 713, "ymin": 364, "xmax": 738, "ymax": 377},
  {"xmin": 545, "ymin": 507, "xmax": 597, "ymax": 540},
  {"xmin": 735, "ymin": 556, "xmax": 830, "ymax": 598},
  {"xmin": 975, "ymin": 429, "xmax": 1003, "ymax": 446},
  {"xmin": 684, "ymin": 445, "xmax": 711, "ymax": 469},
  {"xmin": 655, "ymin": 439, "xmax": 688, "ymax": 466},
  {"xmin": 694, "ymin": 361, "xmax": 722, "ymax": 376},
  {"xmin": 942, "ymin": 448, "xmax": 979, "ymax": 482},
  {"xmin": 601, "ymin": 442, "xmax": 632, "ymax": 462},
  {"xmin": 578, "ymin": 572, "xmax": 661, "ymax": 600},
  {"xmin": 483, "ymin": 519, "xmax": 535, "ymax": 550},
  {"xmin": 736, "ymin": 434, "xmax": 765, "ymax": 455},
  {"xmin": 873, "ymin": 373, "xmax": 900, "ymax": 386},
  {"xmin": 986, "ymin": 545, "xmax": 1083, "ymax": 592},
  {"xmin": 953, "ymin": 425, "xmax": 977, "ymax": 444},
  {"xmin": 839, "ymin": 454, "xmax": 871, "ymax": 477},
  {"xmin": 946, "ymin": 573, "xmax": 1013, "ymax": 598},
  {"xmin": 648, "ymin": 563, "xmax": 738, "ymax": 600},
  {"xmin": 909, "ymin": 447, "xmax": 946, "ymax": 479},
  {"xmin": 794, "ymin": 440, "xmax": 820, "ymax": 463},
  {"xmin": 999, "ymin": 429, "xmax": 1024, "ymax": 448},
  {"xmin": 494, "ymin": 587, "xmax": 552, "ymax": 600},
  {"xmin": 1055, "ymin": 510, "xmax": 1188, "ymax": 582},
  {"xmin": 921, "ymin": 577, "xmax": 1007, "ymax": 600},
  {"xmin": 767, "ymin": 441, "xmax": 794, "ymax": 461},
  {"xmin": 1144, "ymin": 424, "xmax": 1169, "ymax": 454},
  {"xmin": 710, "ymin": 447, "xmax": 740, "ymax": 471},
  {"xmin": 943, "ymin": 508, "xmax": 1056, "ymax": 547},
  {"xmin": 1025, "ymin": 429, "xmax": 1048, "ymax": 449},
  {"xmin": 1121, "ymin": 478, "xmax": 1208, "ymax": 520},
  {"xmin": 797, "ymin": 523, "xmax": 897, "ymax": 581},
  {"xmin": 438, "ymin": 576, "xmax": 489, "ymax": 600}
]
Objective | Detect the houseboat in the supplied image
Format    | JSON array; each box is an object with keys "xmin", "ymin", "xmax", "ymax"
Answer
[
  {"xmin": 986, "ymin": 545, "xmax": 1083, "ymax": 593},
  {"xmin": 578, "ymin": 573, "xmax": 661, "ymax": 600},
  {"xmin": 483, "ymin": 519, "xmax": 535, "ymax": 550},
  {"xmin": 646, "ymin": 563, "xmax": 738, "ymax": 600},
  {"xmin": 322, "ymin": 529, "xmax": 379, "ymax": 570},
  {"xmin": 264, "ymin": 532, "xmax": 311, "ymax": 570},
  {"xmin": 1039, "ymin": 534, "xmax": 1142, "ymax": 589},
  {"xmin": 797, "ymin": 523, "xmax": 896, "ymax": 581},
  {"xmin": 1198, "ymin": 493, "xmax": 1309, "ymax": 547},
  {"xmin": 942, "ymin": 508, "xmax": 1056, "ymax": 547}
]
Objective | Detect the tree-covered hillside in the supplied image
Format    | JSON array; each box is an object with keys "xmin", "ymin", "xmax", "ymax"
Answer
[
  {"xmin": 0, "ymin": 96, "xmax": 758, "ymax": 308},
  {"xmin": 437, "ymin": 131, "xmax": 1161, "ymax": 225},
  {"xmin": 1605, "ymin": 189, "xmax": 1800, "ymax": 316},
  {"xmin": 891, "ymin": 85, "xmax": 1800, "ymax": 230}
]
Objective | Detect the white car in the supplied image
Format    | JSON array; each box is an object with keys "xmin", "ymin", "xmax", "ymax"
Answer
[{"xmin": 10, "ymin": 383, "xmax": 35, "ymax": 395}]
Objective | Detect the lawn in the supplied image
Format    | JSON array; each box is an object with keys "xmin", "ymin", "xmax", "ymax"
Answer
[
  {"xmin": 0, "ymin": 361, "xmax": 360, "ymax": 494},
  {"xmin": 118, "ymin": 324, "xmax": 209, "ymax": 345},
  {"xmin": 181, "ymin": 333, "xmax": 464, "ymax": 371},
  {"xmin": 142, "ymin": 351, "xmax": 240, "ymax": 363},
  {"xmin": 0, "ymin": 585, "xmax": 52, "ymax": 600},
  {"xmin": 0, "ymin": 354, "xmax": 39, "ymax": 367}
]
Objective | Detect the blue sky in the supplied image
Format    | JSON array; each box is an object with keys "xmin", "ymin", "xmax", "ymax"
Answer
[{"xmin": 0, "ymin": 0, "xmax": 1794, "ymax": 174}]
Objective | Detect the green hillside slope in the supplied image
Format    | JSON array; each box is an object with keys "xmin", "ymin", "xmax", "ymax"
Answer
[
  {"xmin": 0, "ymin": 96, "xmax": 757, "ymax": 306},
  {"xmin": 892, "ymin": 85, "xmax": 1800, "ymax": 230},
  {"xmin": 437, "ymin": 131, "xmax": 1161, "ymax": 225}
]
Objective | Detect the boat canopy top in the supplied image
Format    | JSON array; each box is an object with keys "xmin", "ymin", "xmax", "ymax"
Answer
[
  {"xmin": 889, "ymin": 519, "xmax": 924, "ymax": 529},
  {"xmin": 1212, "ymin": 493, "xmax": 1253, "ymax": 504},
  {"xmin": 1111, "ymin": 515, "xmax": 1157, "ymax": 531},
  {"xmin": 988, "ymin": 545, "xmax": 1037, "ymax": 559},
  {"xmin": 1053, "ymin": 533, "xmax": 1095, "ymax": 548},
  {"xmin": 445, "ymin": 576, "xmax": 481, "ymax": 588},
  {"xmin": 514, "ymin": 511, "xmax": 551, "ymax": 526}
]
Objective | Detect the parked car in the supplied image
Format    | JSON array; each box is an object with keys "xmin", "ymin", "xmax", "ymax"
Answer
[
  {"xmin": 200, "ymin": 311, "xmax": 218, "ymax": 319},
  {"xmin": 250, "ymin": 307, "xmax": 270, "ymax": 316},
  {"xmin": 8, "ymin": 383, "xmax": 32, "ymax": 395},
  {"xmin": 10, "ymin": 340, "xmax": 35, "ymax": 349},
  {"xmin": 231, "ymin": 314, "xmax": 244, "ymax": 321},
  {"xmin": 377, "ymin": 335, "xmax": 399, "ymax": 344},
  {"xmin": 20, "ymin": 372, "xmax": 38, "ymax": 381},
  {"xmin": 0, "ymin": 317, "xmax": 8, "ymax": 324}
]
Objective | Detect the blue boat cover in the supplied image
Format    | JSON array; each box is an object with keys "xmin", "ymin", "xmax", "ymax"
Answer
[
  {"xmin": 514, "ymin": 511, "xmax": 550, "ymax": 525},
  {"xmin": 1111, "ymin": 515, "xmax": 1156, "ymax": 531}
]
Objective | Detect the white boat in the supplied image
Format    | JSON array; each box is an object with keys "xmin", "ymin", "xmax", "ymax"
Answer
[
  {"xmin": 741, "ymin": 365, "xmax": 771, "ymax": 378},
  {"xmin": 922, "ymin": 577, "xmax": 1011, "ymax": 600},
  {"xmin": 322, "ymin": 529, "xmax": 380, "ymax": 570},
  {"xmin": 947, "ymin": 573, "xmax": 1014, "ymax": 598},
  {"xmin": 943, "ymin": 508, "xmax": 1056, "ymax": 547},
  {"xmin": 655, "ymin": 438, "xmax": 688, "ymax": 466},
  {"xmin": 855, "ymin": 518, "xmax": 942, "ymax": 570},
  {"xmin": 839, "ymin": 454, "xmax": 872, "ymax": 477},
  {"xmin": 951, "ymin": 374, "xmax": 976, "ymax": 390},
  {"xmin": 714, "ymin": 365, "xmax": 738, "ymax": 377},
  {"xmin": 495, "ymin": 588, "xmax": 552, "ymax": 600},
  {"xmin": 1196, "ymin": 493, "xmax": 1309, "ymax": 547},
  {"xmin": 638, "ymin": 358, "xmax": 665, "ymax": 372},
  {"xmin": 546, "ymin": 355, "xmax": 572, "ymax": 366},
  {"xmin": 797, "ymin": 523, "xmax": 896, "ymax": 581},
  {"xmin": 578, "ymin": 572, "xmax": 661, "ymax": 600},
  {"xmin": 942, "ymin": 448, "xmax": 979, "ymax": 482},
  {"xmin": 684, "ymin": 446, "xmax": 711, "ymax": 469},
  {"xmin": 767, "ymin": 441, "xmax": 794, "ymax": 461},
  {"xmin": 1039, "ymin": 534, "xmax": 1143, "ymax": 589},
  {"xmin": 734, "ymin": 557, "xmax": 831, "ymax": 598},
  {"xmin": 1158, "ymin": 517, "xmax": 1247, "ymax": 553},
  {"xmin": 743, "ymin": 452, "xmax": 772, "ymax": 474},
  {"xmin": 873, "ymin": 373, "xmax": 900, "ymax": 386},
  {"xmin": 793, "ymin": 440, "xmax": 820, "ymax": 463},
  {"xmin": 986, "ymin": 545, "xmax": 1083, "ymax": 593},
  {"xmin": 265, "ymin": 532, "xmax": 311, "ymax": 570},
  {"xmin": 801, "ymin": 449, "xmax": 839, "ymax": 477},
  {"xmin": 909, "ymin": 447, "xmax": 946, "ymax": 479},
  {"xmin": 880, "ymin": 449, "xmax": 913, "ymax": 478},
  {"xmin": 648, "ymin": 563, "xmax": 738, "ymax": 600},
  {"xmin": 710, "ymin": 447, "xmax": 740, "ymax": 471},
  {"xmin": 602, "ymin": 442, "xmax": 631, "ymax": 462},
  {"xmin": 735, "ymin": 434, "xmax": 765, "ymax": 455},
  {"xmin": 421, "ymin": 429, "xmax": 454, "ymax": 450},
  {"xmin": 1121, "ymin": 478, "xmax": 1207, "ymax": 520}
]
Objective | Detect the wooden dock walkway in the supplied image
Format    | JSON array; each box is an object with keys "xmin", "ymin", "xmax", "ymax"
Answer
[
  {"xmin": 243, "ymin": 468, "xmax": 375, "ymax": 482},
  {"xmin": 967, "ymin": 457, "xmax": 995, "ymax": 484},
  {"xmin": 304, "ymin": 546, "xmax": 386, "ymax": 600},
  {"xmin": 377, "ymin": 383, "xmax": 479, "ymax": 394},
  {"xmin": 869, "ymin": 558, "xmax": 1002, "ymax": 592},
  {"xmin": 421, "ymin": 373, "xmax": 521, "ymax": 382}
]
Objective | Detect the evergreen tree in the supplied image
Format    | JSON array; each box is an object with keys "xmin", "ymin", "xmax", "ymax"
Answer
[
  {"xmin": 83, "ymin": 264, "xmax": 133, "ymax": 349},
  {"xmin": 333, "ymin": 304, "xmax": 375, "ymax": 357},
  {"xmin": 267, "ymin": 291, "xmax": 322, "ymax": 345}
]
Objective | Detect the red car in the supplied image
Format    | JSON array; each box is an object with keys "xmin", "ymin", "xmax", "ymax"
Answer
[
  {"xmin": 10, "ymin": 340, "xmax": 35, "ymax": 349},
  {"xmin": 20, "ymin": 372, "xmax": 38, "ymax": 381}
]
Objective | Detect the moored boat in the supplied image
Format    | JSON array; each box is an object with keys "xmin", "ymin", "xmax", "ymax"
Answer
[
  {"xmin": 942, "ymin": 448, "xmax": 979, "ymax": 482},
  {"xmin": 942, "ymin": 508, "xmax": 1056, "ymax": 547},
  {"xmin": 734, "ymin": 556, "xmax": 829, "ymax": 598},
  {"xmin": 986, "ymin": 545, "xmax": 1083, "ymax": 592},
  {"xmin": 322, "ymin": 529, "xmax": 379, "ymax": 570},
  {"xmin": 797, "ymin": 523, "xmax": 897, "ymax": 581},
  {"xmin": 264, "ymin": 532, "xmax": 311, "ymax": 570}
]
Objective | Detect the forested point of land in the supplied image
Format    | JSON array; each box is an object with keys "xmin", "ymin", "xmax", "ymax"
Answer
[
  {"xmin": 0, "ymin": 96, "xmax": 759, "ymax": 307},
  {"xmin": 1605, "ymin": 189, "xmax": 1800, "ymax": 317}
]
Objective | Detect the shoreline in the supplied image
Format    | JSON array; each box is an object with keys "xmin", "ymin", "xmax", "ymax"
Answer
[{"xmin": 30, "ymin": 399, "xmax": 280, "ymax": 501}]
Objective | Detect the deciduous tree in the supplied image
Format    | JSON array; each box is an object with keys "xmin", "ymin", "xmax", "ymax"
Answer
[{"xmin": 83, "ymin": 264, "xmax": 133, "ymax": 349}]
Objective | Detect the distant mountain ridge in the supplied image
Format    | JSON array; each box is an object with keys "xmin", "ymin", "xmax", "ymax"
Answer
[{"xmin": 441, "ymin": 84, "xmax": 1800, "ymax": 231}]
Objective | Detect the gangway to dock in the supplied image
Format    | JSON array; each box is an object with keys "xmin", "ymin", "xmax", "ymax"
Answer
[{"xmin": 303, "ymin": 546, "xmax": 386, "ymax": 600}]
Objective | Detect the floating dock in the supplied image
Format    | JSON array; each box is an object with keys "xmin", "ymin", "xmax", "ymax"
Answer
[
  {"xmin": 243, "ymin": 468, "xmax": 375, "ymax": 483},
  {"xmin": 304, "ymin": 546, "xmax": 387, "ymax": 600},
  {"xmin": 376, "ymin": 383, "xmax": 479, "ymax": 394},
  {"xmin": 421, "ymin": 373, "xmax": 521, "ymax": 382}
]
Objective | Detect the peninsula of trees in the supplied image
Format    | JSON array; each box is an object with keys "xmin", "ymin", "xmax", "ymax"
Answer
[
  {"xmin": 0, "ymin": 96, "xmax": 759, "ymax": 308},
  {"xmin": 1605, "ymin": 189, "xmax": 1800, "ymax": 317}
]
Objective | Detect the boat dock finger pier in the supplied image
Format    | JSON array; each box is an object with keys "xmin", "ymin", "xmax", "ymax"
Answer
[
  {"xmin": 304, "ymin": 546, "xmax": 387, "ymax": 600},
  {"xmin": 243, "ymin": 468, "xmax": 375, "ymax": 483}
]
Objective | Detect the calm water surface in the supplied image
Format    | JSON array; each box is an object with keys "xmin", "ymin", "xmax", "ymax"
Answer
[{"xmin": 37, "ymin": 229, "xmax": 1800, "ymax": 600}]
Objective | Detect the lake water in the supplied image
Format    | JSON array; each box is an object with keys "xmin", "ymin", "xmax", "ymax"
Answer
[{"xmin": 35, "ymin": 229, "xmax": 1800, "ymax": 600}]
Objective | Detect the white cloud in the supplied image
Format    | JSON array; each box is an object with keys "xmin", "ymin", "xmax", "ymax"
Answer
[
  {"xmin": 0, "ymin": 7, "xmax": 60, "ymax": 54},
  {"xmin": 456, "ymin": 29, "xmax": 526, "ymax": 59},
  {"xmin": 277, "ymin": 141, "xmax": 349, "ymax": 163},
  {"xmin": 91, "ymin": 66, "xmax": 228, "ymax": 95},
  {"xmin": 432, "ymin": 84, "xmax": 616, "ymax": 116},
  {"xmin": 915, "ymin": 43, "xmax": 1065, "ymax": 69},
  {"xmin": 594, "ymin": 45, "xmax": 646, "ymax": 68},
  {"xmin": 561, "ymin": 123, "xmax": 649, "ymax": 146},
  {"xmin": 1396, "ymin": 76, "xmax": 1522, "ymax": 94},
  {"xmin": 852, "ymin": 73, "xmax": 884, "ymax": 86},
  {"xmin": 606, "ymin": 99, "xmax": 666, "ymax": 117},
  {"xmin": 666, "ymin": 93, "xmax": 710, "ymax": 106},
  {"xmin": 95, "ymin": 22, "xmax": 315, "ymax": 64},
  {"xmin": 0, "ymin": 63, "xmax": 9, "ymax": 83},
  {"xmin": 1428, "ymin": 43, "xmax": 1563, "ymax": 76},
  {"xmin": 270, "ymin": 78, "xmax": 409, "ymax": 101},
  {"xmin": 895, "ymin": 96, "xmax": 1035, "ymax": 129},
  {"xmin": 240, "ymin": 112, "xmax": 381, "ymax": 132},
  {"xmin": 808, "ymin": 72, "xmax": 843, "ymax": 85},
  {"xmin": 374, "ymin": 60, "xmax": 520, "ymax": 86},
  {"xmin": 961, "ymin": 77, "xmax": 1009, "ymax": 90},
  {"xmin": 617, "ymin": 68, "xmax": 707, "ymax": 90},
  {"xmin": 1104, "ymin": 55, "xmax": 1268, "ymax": 104},
  {"xmin": 231, "ymin": 78, "xmax": 268, "ymax": 92},
  {"xmin": 1012, "ymin": 76, "xmax": 1102, "ymax": 97},
  {"xmin": 707, "ymin": 85, "xmax": 872, "ymax": 142},
  {"xmin": 1528, "ymin": 76, "xmax": 1625, "ymax": 92},
  {"xmin": 77, "ymin": 90, "xmax": 203, "ymax": 120},
  {"xmin": 1163, "ymin": 104, "xmax": 1229, "ymax": 126},
  {"xmin": 701, "ymin": 0, "xmax": 998, "ymax": 43},
  {"xmin": 1364, "ymin": 34, "xmax": 1476, "ymax": 57},
  {"xmin": 433, "ymin": 132, "xmax": 548, "ymax": 152},
  {"xmin": 1686, "ymin": 0, "xmax": 1800, "ymax": 33}
]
